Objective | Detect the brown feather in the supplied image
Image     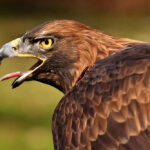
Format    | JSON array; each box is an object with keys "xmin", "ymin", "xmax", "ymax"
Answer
[
  {"xmin": 13, "ymin": 20, "xmax": 150, "ymax": 150},
  {"xmin": 53, "ymin": 43, "xmax": 150, "ymax": 150}
]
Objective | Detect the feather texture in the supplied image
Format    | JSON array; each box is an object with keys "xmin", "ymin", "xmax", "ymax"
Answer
[
  {"xmin": 1, "ymin": 20, "xmax": 148, "ymax": 150},
  {"xmin": 53, "ymin": 44, "xmax": 150, "ymax": 150}
]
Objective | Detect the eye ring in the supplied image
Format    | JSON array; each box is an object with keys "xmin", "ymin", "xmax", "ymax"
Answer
[{"xmin": 39, "ymin": 38, "xmax": 53, "ymax": 49}]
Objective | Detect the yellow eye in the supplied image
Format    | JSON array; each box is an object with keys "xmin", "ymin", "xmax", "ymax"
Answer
[{"xmin": 40, "ymin": 39, "xmax": 53, "ymax": 49}]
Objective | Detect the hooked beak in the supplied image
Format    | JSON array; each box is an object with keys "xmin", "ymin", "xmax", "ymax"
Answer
[
  {"xmin": 0, "ymin": 38, "xmax": 45, "ymax": 88},
  {"xmin": 0, "ymin": 38, "xmax": 20, "ymax": 62}
]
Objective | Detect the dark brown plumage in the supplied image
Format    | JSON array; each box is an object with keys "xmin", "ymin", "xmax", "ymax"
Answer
[
  {"xmin": 0, "ymin": 20, "xmax": 149, "ymax": 150},
  {"xmin": 52, "ymin": 43, "xmax": 150, "ymax": 150}
]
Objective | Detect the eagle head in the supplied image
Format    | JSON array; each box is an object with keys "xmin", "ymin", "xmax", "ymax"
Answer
[{"xmin": 0, "ymin": 20, "xmax": 98, "ymax": 93}]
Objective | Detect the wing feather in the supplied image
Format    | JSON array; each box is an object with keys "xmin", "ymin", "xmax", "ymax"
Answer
[{"xmin": 53, "ymin": 43, "xmax": 150, "ymax": 150}]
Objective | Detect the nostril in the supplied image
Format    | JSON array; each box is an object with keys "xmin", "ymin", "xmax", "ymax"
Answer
[{"xmin": 12, "ymin": 47, "xmax": 17, "ymax": 51}]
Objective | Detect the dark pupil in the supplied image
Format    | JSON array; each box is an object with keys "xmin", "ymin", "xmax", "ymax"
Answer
[{"xmin": 45, "ymin": 40, "xmax": 49, "ymax": 45}]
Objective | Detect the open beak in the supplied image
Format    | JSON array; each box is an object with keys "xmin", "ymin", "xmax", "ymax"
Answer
[{"xmin": 0, "ymin": 38, "xmax": 45, "ymax": 88}]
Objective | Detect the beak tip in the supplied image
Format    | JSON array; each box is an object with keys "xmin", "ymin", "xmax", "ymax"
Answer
[
  {"xmin": 12, "ymin": 83, "xmax": 17, "ymax": 89},
  {"xmin": 12, "ymin": 80, "xmax": 21, "ymax": 89},
  {"xmin": 0, "ymin": 41, "xmax": 18, "ymax": 61}
]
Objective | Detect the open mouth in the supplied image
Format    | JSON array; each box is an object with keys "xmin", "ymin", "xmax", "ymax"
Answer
[
  {"xmin": 0, "ymin": 59, "xmax": 45, "ymax": 88},
  {"xmin": 0, "ymin": 37, "xmax": 46, "ymax": 88}
]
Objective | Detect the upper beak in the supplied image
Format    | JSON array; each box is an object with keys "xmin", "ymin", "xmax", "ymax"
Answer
[
  {"xmin": 0, "ymin": 38, "xmax": 45, "ymax": 88},
  {"xmin": 0, "ymin": 38, "xmax": 21, "ymax": 63}
]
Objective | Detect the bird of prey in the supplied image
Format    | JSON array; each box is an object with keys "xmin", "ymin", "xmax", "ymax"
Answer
[{"xmin": 0, "ymin": 20, "xmax": 150, "ymax": 150}]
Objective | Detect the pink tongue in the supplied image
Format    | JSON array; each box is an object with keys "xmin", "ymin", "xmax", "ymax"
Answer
[{"xmin": 0, "ymin": 72, "xmax": 24, "ymax": 81}]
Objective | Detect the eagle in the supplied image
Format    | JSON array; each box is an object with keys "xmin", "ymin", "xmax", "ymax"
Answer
[{"xmin": 0, "ymin": 20, "xmax": 150, "ymax": 150}]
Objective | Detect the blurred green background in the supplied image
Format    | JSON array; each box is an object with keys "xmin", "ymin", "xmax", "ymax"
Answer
[{"xmin": 0, "ymin": 0, "xmax": 150, "ymax": 150}]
